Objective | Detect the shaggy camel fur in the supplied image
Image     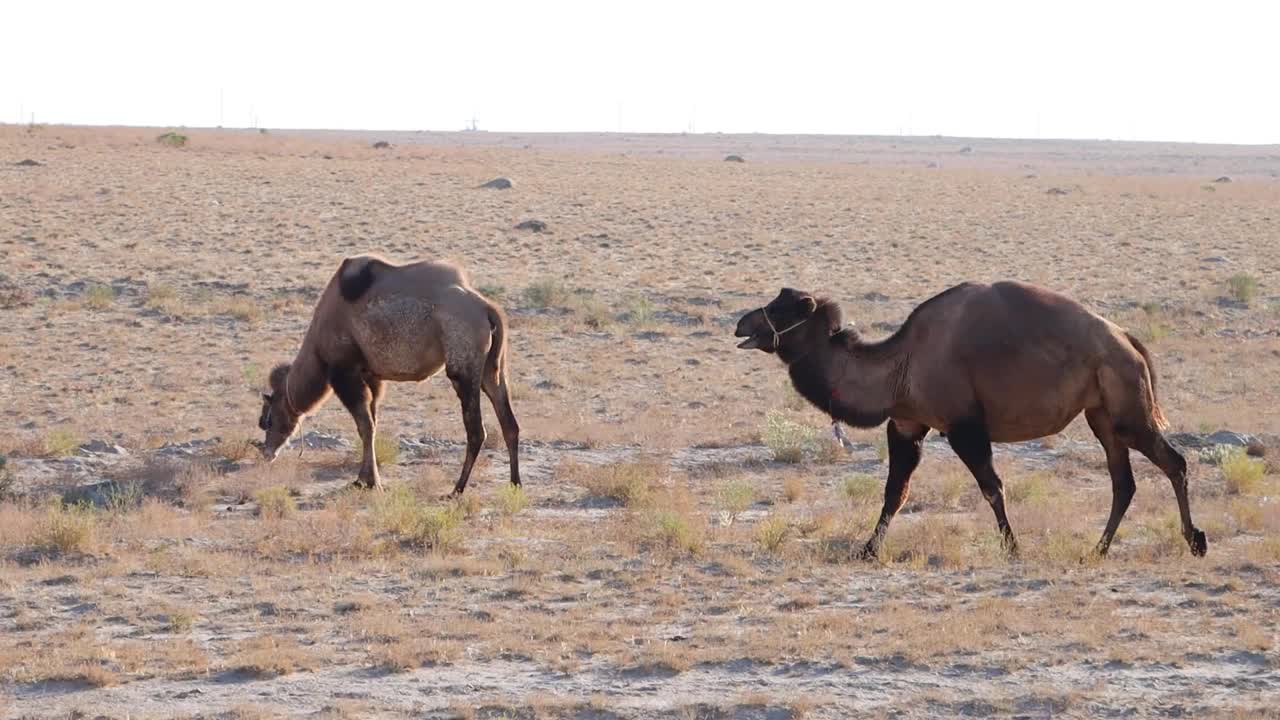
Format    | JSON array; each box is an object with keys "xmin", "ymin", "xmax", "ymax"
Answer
[
  {"xmin": 735, "ymin": 282, "xmax": 1205, "ymax": 560},
  {"xmin": 258, "ymin": 255, "xmax": 519, "ymax": 495}
]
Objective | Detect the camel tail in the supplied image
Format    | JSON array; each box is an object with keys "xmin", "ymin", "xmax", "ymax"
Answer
[
  {"xmin": 1126, "ymin": 332, "xmax": 1169, "ymax": 431},
  {"xmin": 483, "ymin": 301, "xmax": 509, "ymax": 386}
]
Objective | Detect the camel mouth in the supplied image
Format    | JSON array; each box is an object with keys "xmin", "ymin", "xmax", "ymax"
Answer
[{"xmin": 736, "ymin": 336, "xmax": 762, "ymax": 350}]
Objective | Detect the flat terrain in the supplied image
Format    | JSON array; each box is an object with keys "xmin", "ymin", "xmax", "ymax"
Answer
[{"xmin": 1, "ymin": 126, "xmax": 1278, "ymax": 719}]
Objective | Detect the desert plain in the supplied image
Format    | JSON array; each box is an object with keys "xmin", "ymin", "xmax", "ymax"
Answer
[{"xmin": 0, "ymin": 125, "xmax": 1278, "ymax": 718}]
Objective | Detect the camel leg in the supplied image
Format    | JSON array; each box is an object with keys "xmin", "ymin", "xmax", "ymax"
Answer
[
  {"xmin": 481, "ymin": 373, "xmax": 521, "ymax": 488},
  {"xmin": 447, "ymin": 372, "xmax": 486, "ymax": 497},
  {"xmin": 1133, "ymin": 431, "xmax": 1207, "ymax": 557},
  {"xmin": 1085, "ymin": 409, "xmax": 1136, "ymax": 557},
  {"xmin": 947, "ymin": 420, "xmax": 1018, "ymax": 555},
  {"xmin": 366, "ymin": 376, "xmax": 384, "ymax": 425},
  {"xmin": 860, "ymin": 420, "xmax": 927, "ymax": 560},
  {"xmin": 331, "ymin": 367, "xmax": 381, "ymax": 489}
]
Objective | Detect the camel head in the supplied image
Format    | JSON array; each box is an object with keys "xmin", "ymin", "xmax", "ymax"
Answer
[
  {"xmin": 258, "ymin": 363, "xmax": 301, "ymax": 460},
  {"xmin": 735, "ymin": 288, "xmax": 820, "ymax": 353}
]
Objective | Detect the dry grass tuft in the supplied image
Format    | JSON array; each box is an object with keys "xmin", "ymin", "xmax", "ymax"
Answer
[
  {"xmin": 754, "ymin": 514, "xmax": 790, "ymax": 554},
  {"xmin": 1221, "ymin": 448, "xmax": 1266, "ymax": 495},
  {"xmin": 572, "ymin": 460, "xmax": 661, "ymax": 507},
  {"xmin": 715, "ymin": 479, "xmax": 754, "ymax": 522},
  {"xmin": 37, "ymin": 502, "xmax": 98, "ymax": 554},
  {"xmin": 842, "ymin": 474, "xmax": 881, "ymax": 506},
  {"xmin": 496, "ymin": 483, "xmax": 528, "ymax": 516},
  {"xmin": 231, "ymin": 635, "xmax": 319, "ymax": 677}
]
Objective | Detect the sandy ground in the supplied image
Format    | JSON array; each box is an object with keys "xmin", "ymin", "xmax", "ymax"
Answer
[{"xmin": 1, "ymin": 126, "xmax": 1278, "ymax": 719}]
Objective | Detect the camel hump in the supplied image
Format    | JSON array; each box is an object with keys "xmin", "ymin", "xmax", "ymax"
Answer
[{"xmin": 337, "ymin": 255, "xmax": 391, "ymax": 302}]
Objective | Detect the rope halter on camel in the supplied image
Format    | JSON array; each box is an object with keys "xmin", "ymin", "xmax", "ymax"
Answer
[{"xmin": 762, "ymin": 307, "xmax": 809, "ymax": 349}]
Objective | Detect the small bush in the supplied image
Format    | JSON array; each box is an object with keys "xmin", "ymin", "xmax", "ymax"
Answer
[
  {"xmin": 372, "ymin": 485, "xmax": 420, "ymax": 536},
  {"xmin": 762, "ymin": 411, "xmax": 817, "ymax": 463},
  {"xmin": 406, "ymin": 505, "xmax": 464, "ymax": 553},
  {"xmin": 754, "ymin": 515, "xmax": 790, "ymax": 554},
  {"xmin": 496, "ymin": 484, "xmax": 527, "ymax": 516},
  {"xmin": 716, "ymin": 480, "xmax": 754, "ymax": 522},
  {"xmin": 624, "ymin": 295, "xmax": 656, "ymax": 325},
  {"xmin": 156, "ymin": 131, "xmax": 188, "ymax": 148},
  {"xmin": 649, "ymin": 510, "xmax": 704, "ymax": 555},
  {"xmin": 576, "ymin": 297, "xmax": 614, "ymax": 329},
  {"xmin": 1222, "ymin": 448, "xmax": 1265, "ymax": 495},
  {"xmin": 476, "ymin": 284, "xmax": 506, "ymax": 302},
  {"xmin": 1198, "ymin": 444, "xmax": 1235, "ymax": 466},
  {"xmin": 580, "ymin": 461, "xmax": 659, "ymax": 507},
  {"xmin": 523, "ymin": 280, "xmax": 571, "ymax": 309},
  {"xmin": 102, "ymin": 480, "xmax": 143, "ymax": 514},
  {"xmin": 1227, "ymin": 273, "xmax": 1259, "ymax": 305},
  {"xmin": 212, "ymin": 296, "xmax": 261, "ymax": 324},
  {"xmin": 781, "ymin": 475, "xmax": 805, "ymax": 504},
  {"xmin": 254, "ymin": 486, "xmax": 297, "ymax": 520},
  {"xmin": 38, "ymin": 503, "xmax": 97, "ymax": 553},
  {"xmin": 842, "ymin": 474, "xmax": 881, "ymax": 505},
  {"xmin": 144, "ymin": 284, "xmax": 186, "ymax": 316},
  {"xmin": 82, "ymin": 284, "xmax": 116, "ymax": 311},
  {"xmin": 43, "ymin": 429, "xmax": 80, "ymax": 458}
]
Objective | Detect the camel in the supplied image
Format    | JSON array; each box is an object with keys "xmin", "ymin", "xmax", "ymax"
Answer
[
  {"xmin": 735, "ymin": 282, "xmax": 1206, "ymax": 560},
  {"xmin": 257, "ymin": 255, "xmax": 520, "ymax": 496}
]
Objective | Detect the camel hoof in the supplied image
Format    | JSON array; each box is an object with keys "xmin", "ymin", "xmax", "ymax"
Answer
[{"xmin": 1189, "ymin": 529, "xmax": 1208, "ymax": 557}]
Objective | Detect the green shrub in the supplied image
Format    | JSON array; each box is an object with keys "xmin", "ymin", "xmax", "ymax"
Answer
[
  {"xmin": 762, "ymin": 411, "xmax": 817, "ymax": 463},
  {"xmin": 156, "ymin": 131, "xmax": 188, "ymax": 148},
  {"xmin": 43, "ymin": 429, "xmax": 80, "ymax": 458},
  {"xmin": 83, "ymin": 284, "xmax": 116, "ymax": 310},
  {"xmin": 581, "ymin": 461, "xmax": 658, "ymax": 507},
  {"xmin": 1221, "ymin": 448, "xmax": 1265, "ymax": 495},
  {"xmin": 624, "ymin": 295, "xmax": 656, "ymax": 325},
  {"xmin": 649, "ymin": 510, "xmax": 704, "ymax": 555},
  {"xmin": 522, "ymin": 280, "xmax": 571, "ymax": 309},
  {"xmin": 496, "ymin": 484, "xmax": 528, "ymax": 516},
  {"xmin": 1227, "ymin": 273, "xmax": 1259, "ymax": 305},
  {"xmin": 842, "ymin": 474, "xmax": 881, "ymax": 505},
  {"xmin": 716, "ymin": 479, "xmax": 755, "ymax": 522},
  {"xmin": 357, "ymin": 434, "xmax": 400, "ymax": 467}
]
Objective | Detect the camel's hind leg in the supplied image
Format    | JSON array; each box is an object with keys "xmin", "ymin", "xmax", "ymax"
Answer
[
  {"xmin": 1085, "ymin": 408, "xmax": 1136, "ymax": 557},
  {"xmin": 860, "ymin": 420, "xmax": 927, "ymax": 560},
  {"xmin": 1133, "ymin": 431, "xmax": 1207, "ymax": 557},
  {"xmin": 948, "ymin": 420, "xmax": 1018, "ymax": 555},
  {"xmin": 481, "ymin": 373, "xmax": 521, "ymax": 488},
  {"xmin": 331, "ymin": 367, "xmax": 382, "ymax": 490},
  {"xmin": 447, "ymin": 369, "xmax": 486, "ymax": 497}
]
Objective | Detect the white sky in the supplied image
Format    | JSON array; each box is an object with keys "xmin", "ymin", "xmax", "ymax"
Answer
[{"xmin": 4, "ymin": 0, "xmax": 1277, "ymax": 144}]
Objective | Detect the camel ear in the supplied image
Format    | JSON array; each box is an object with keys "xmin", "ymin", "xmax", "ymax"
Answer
[
  {"xmin": 262, "ymin": 393, "xmax": 273, "ymax": 402},
  {"xmin": 800, "ymin": 296, "xmax": 818, "ymax": 315}
]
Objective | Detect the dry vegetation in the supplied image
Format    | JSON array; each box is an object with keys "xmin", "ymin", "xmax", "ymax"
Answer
[{"xmin": 1, "ymin": 125, "xmax": 1279, "ymax": 718}]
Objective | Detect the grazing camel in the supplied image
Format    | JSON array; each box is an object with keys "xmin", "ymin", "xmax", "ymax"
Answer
[
  {"xmin": 735, "ymin": 282, "xmax": 1205, "ymax": 560},
  {"xmin": 257, "ymin": 255, "xmax": 520, "ymax": 496}
]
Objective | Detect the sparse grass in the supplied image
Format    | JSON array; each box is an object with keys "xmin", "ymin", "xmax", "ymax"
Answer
[
  {"xmin": 715, "ymin": 479, "xmax": 754, "ymax": 522},
  {"xmin": 1227, "ymin": 273, "xmax": 1259, "ymax": 305},
  {"xmin": 144, "ymin": 283, "xmax": 188, "ymax": 316},
  {"xmin": 156, "ymin": 131, "xmax": 188, "ymax": 148},
  {"xmin": 522, "ymin": 279, "xmax": 571, "ymax": 308},
  {"xmin": 210, "ymin": 295, "xmax": 261, "ymax": 324},
  {"xmin": 1221, "ymin": 448, "xmax": 1265, "ymax": 495},
  {"xmin": 575, "ymin": 296, "xmax": 614, "ymax": 329},
  {"xmin": 496, "ymin": 483, "xmax": 528, "ymax": 516},
  {"xmin": 575, "ymin": 460, "xmax": 660, "ymax": 507},
  {"xmin": 842, "ymin": 474, "xmax": 881, "ymax": 505},
  {"xmin": 102, "ymin": 480, "xmax": 143, "ymax": 514},
  {"xmin": 254, "ymin": 485, "xmax": 297, "ymax": 520},
  {"xmin": 231, "ymin": 635, "xmax": 318, "ymax": 677},
  {"xmin": 82, "ymin": 284, "xmax": 116, "ymax": 310},
  {"xmin": 754, "ymin": 514, "xmax": 790, "ymax": 554},
  {"xmin": 0, "ymin": 456, "xmax": 13, "ymax": 500},
  {"xmin": 1005, "ymin": 472, "xmax": 1051, "ymax": 505},
  {"xmin": 406, "ymin": 505, "xmax": 464, "ymax": 553},
  {"xmin": 357, "ymin": 433, "xmax": 400, "ymax": 467},
  {"xmin": 762, "ymin": 411, "xmax": 817, "ymax": 463}
]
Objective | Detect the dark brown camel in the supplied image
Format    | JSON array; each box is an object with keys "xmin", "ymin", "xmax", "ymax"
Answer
[
  {"xmin": 735, "ymin": 282, "xmax": 1205, "ymax": 560},
  {"xmin": 257, "ymin": 255, "xmax": 519, "ymax": 496}
]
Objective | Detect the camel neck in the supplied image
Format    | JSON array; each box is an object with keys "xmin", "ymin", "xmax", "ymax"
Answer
[
  {"xmin": 286, "ymin": 345, "xmax": 331, "ymax": 416},
  {"xmin": 785, "ymin": 330, "xmax": 903, "ymax": 429}
]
